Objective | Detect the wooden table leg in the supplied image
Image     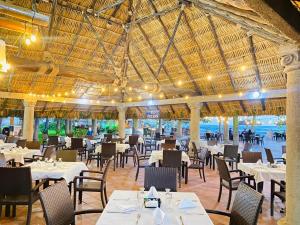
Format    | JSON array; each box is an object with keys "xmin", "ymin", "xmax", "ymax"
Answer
[{"xmin": 185, "ymin": 163, "xmax": 188, "ymax": 184}]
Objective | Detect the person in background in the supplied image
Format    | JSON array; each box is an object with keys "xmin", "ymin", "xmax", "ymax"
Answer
[
  {"xmin": 86, "ymin": 127, "xmax": 93, "ymax": 136},
  {"xmin": 2, "ymin": 127, "xmax": 9, "ymax": 136},
  {"xmin": 229, "ymin": 128, "xmax": 233, "ymax": 140}
]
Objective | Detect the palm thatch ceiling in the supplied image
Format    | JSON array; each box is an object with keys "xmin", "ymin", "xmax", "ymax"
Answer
[{"xmin": 0, "ymin": 0, "xmax": 299, "ymax": 119}]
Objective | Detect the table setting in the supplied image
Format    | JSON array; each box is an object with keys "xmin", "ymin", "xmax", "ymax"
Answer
[
  {"xmin": 96, "ymin": 187, "xmax": 213, "ymax": 225},
  {"xmin": 0, "ymin": 139, "xmax": 17, "ymax": 150},
  {"xmin": 148, "ymin": 150, "xmax": 191, "ymax": 166},
  {"xmin": 95, "ymin": 143, "xmax": 130, "ymax": 153}
]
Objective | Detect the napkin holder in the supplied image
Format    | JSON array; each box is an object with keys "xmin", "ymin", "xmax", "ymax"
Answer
[{"xmin": 144, "ymin": 197, "xmax": 161, "ymax": 208}]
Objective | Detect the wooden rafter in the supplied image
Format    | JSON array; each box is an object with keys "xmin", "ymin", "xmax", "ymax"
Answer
[{"xmin": 128, "ymin": 56, "xmax": 145, "ymax": 82}]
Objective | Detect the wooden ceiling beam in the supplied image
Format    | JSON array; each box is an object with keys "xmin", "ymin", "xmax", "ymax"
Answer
[
  {"xmin": 128, "ymin": 56, "xmax": 145, "ymax": 82},
  {"xmin": 94, "ymin": 0, "xmax": 125, "ymax": 15},
  {"xmin": 45, "ymin": 0, "xmax": 58, "ymax": 50}
]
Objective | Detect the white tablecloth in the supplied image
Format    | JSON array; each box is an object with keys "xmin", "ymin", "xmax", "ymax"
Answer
[
  {"xmin": 0, "ymin": 143, "xmax": 17, "ymax": 150},
  {"xmin": 0, "ymin": 148, "xmax": 40, "ymax": 164},
  {"xmin": 199, "ymin": 141, "xmax": 243, "ymax": 155},
  {"xmin": 96, "ymin": 190, "xmax": 214, "ymax": 225},
  {"xmin": 124, "ymin": 136, "xmax": 144, "ymax": 144},
  {"xmin": 96, "ymin": 144, "xmax": 130, "ymax": 154},
  {"xmin": 149, "ymin": 150, "xmax": 191, "ymax": 166},
  {"xmin": 28, "ymin": 161, "xmax": 88, "ymax": 183},
  {"xmin": 239, "ymin": 163, "xmax": 286, "ymax": 183}
]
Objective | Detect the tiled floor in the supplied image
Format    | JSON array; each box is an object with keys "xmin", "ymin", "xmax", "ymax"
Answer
[{"xmin": 0, "ymin": 140, "xmax": 285, "ymax": 225}]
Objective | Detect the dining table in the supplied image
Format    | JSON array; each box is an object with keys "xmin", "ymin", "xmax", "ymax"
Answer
[
  {"xmin": 27, "ymin": 161, "xmax": 88, "ymax": 183},
  {"xmin": 95, "ymin": 190, "xmax": 214, "ymax": 225},
  {"xmin": 0, "ymin": 147, "xmax": 40, "ymax": 164},
  {"xmin": 239, "ymin": 162, "xmax": 286, "ymax": 192},
  {"xmin": 0, "ymin": 142, "xmax": 17, "ymax": 150}
]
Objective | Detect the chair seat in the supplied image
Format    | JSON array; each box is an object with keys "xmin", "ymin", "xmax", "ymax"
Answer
[
  {"xmin": 222, "ymin": 180, "xmax": 240, "ymax": 190},
  {"xmin": 0, "ymin": 192, "xmax": 39, "ymax": 204},
  {"xmin": 189, "ymin": 163, "xmax": 204, "ymax": 169},
  {"xmin": 77, "ymin": 182, "xmax": 103, "ymax": 192}
]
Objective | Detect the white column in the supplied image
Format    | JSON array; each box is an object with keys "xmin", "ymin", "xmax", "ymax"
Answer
[
  {"xmin": 177, "ymin": 120, "xmax": 183, "ymax": 137},
  {"xmin": 22, "ymin": 99, "xmax": 36, "ymax": 141},
  {"xmin": 92, "ymin": 119, "xmax": 97, "ymax": 135},
  {"xmin": 33, "ymin": 118, "xmax": 39, "ymax": 141},
  {"xmin": 65, "ymin": 119, "xmax": 70, "ymax": 134},
  {"xmin": 117, "ymin": 106, "xmax": 127, "ymax": 139},
  {"xmin": 223, "ymin": 117, "xmax": 229, "ymax": 143},
  {"xmin": 233, "ymin": 115, "xmax": 239, "ymax": 145},
  {"xmin": 56, "ymin": 119, "xmax": 61, "ymax": 131},
  {"xmin": 158, "ymin": 118, "xmax": 162, "ymax": 134},
  {"xmin": 279, "ymin": 45, "xmax": 300, "ymax": 225},
  {"xmin": 69, "ymin": 120, "xmax": 72, "ymax": 133},
  {"xmin": 188, "ymin": 102, "xmax": 202, "ymax": 148}
]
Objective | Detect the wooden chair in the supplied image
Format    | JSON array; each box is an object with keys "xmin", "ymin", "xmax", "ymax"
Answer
[
  {"xmin": 163, "ymin": 150, "xmax": 182, "ymax": 187},
  {"xmin": 242, "ymin": 152, "xmax": 262, "ymax": 163},
  {"xmin": 39, "ymin": 181, "xmax": 102, "ymax": 225},
  {"xmin": 271, "ymin": 179, "xmax": 285, "ymax": 216},
  {"xmin": 265, "ymin": 148, "xmax": 285, "ymax": 164},
  {"xmin": 133, "ymin": 146, "xmax": 149, "ymax": 181},
  {"xmin": 189, "ymin": 147, "xmax": 208, "ymax": 182},
  {"xmin": 207, "ymin": 182, "xmax": 264, "ymax": 225},
  {"xmin": 56, "ymin": 150, "xmax": 78, "ymax": 162},
  {"xmin": 16, "ymin": 139, "xmax": 26, "ymax": 148}
]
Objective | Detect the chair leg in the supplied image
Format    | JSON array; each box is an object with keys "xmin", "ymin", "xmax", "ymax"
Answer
[
  {"xmin": 227, "ymin": 189, "xmax": 232, "ymax": 210},
  {"xmin": 100, "ymin": 190, "xmax": 106, "ymax": 208},
  {"xmin": 198, "ymin": 168, "xmax": 202, "ymax": 179},
  {"xmin": 12, "ymin": 205, "xmax": 16, "ymax": 217},
  {"xmin": 104, "ymin": 186, "xmax": 108, "ymax": 203},
  {"xmin": 178, "ymin": 168, "xmax": 181, "ymax": 188},
  {"xmin": 218, "ymin": 183, "xmax": 222, "ymax": 202},
  {"xmin": 202, "ymin": 168, "xmax": 206, "ymax": 182},
  {"xmin": 26, "ymin": 204, "xmax": 32, "ymax": 225},
  {"xmin": 135, "ymin": 167, "xmax": 139, "ymax": 181},
  {"xmin": 271, "ymin": 194, "xmax": 274, "ymax": 216},
  {"xmin": 79, "ymin": 191, "xmax": 82, "ymax": 204}
]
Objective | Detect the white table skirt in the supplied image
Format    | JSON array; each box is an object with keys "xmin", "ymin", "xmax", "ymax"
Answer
[
  {"xmin": 124, "ymin": 136, "xmax": 144, "ymax": 144},
  {"xmin": 199, "ymin": 142, "xmax": 243, "ymax": 155},
  {"xmin": 96, "ymin": 144, "xmax": 130, "ymax": 154},
  {"xmin": 28, "ymin": 161, "xmax": 88, "ymax": 183},
  {"xmin": 0, "ymin": 143, "xmax": 17, "ymax": 150},
  {"xmin": 96, "ymin": 190, "xmax": 214, "ymax": 225},
  {"xmin": 239, "ymin": 163, "xmax": 286, "ymax": 183},
  {"xmin": 1, "ymin": 148, "xmax": 40, "ymax": 164},
  {"xmin": 148, "ymin": 150, "xmax": 191, "ymax": 166}
]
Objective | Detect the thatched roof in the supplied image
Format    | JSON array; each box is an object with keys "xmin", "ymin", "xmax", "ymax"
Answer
[{"xmin": 0, "ymin": 0, "xmax": 299, "ymax": 119}]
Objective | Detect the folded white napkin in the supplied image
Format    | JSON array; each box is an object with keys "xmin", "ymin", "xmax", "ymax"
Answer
[
  {"xmin": 147, "ymin": 186, "xmax": 159, "ymax": 198},
  {"xmin": 108, "ymin": 204, "xmax": 137, "ymax": 213},
  {"xmin": 48, "ymin": 158, "xmax": 54, "ymax": 163},
  {"xmin": 178, "ymin": 198, "xmax": 197, "ymax": 209},
  {"xmin": 256, "ymin": 159, "xmax": 263, "ymax": 165},
  {"xmin": 153, "ymin": 207, "xmax": 165, "ymax": 225}
]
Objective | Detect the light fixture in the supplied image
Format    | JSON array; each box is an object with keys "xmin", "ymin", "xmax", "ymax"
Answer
[
  {"xmin": 1, "ymin": 63, "xmax": 11, "ymax": 72},
  {"xmin": 218, "ymin": 94, "xmax": 222, "ymax": 98},
  {"xmin": 252, "ymin": 91, "xmax": 260, "ymax": 98},
  {"xmin": 128, "ymin": 97, "xmax": 132, "ymax": 102},
  {"xmin": 184, "ymin": 95, "xmax": 189, "ymax": 100},
  {"xmin": 261, "ymin": 88, "xmax": 266, "ymax": 93},
  {"xmin": 128, "ymin": 87, "xmax": 132, "ymax": 91},
  {"xmin": 111, "ymin": 99, "xmax": 115, "ymax": 104},
  {"xmin": 101, "ymin": 87, "xmax": 105, "ymax": 92},
  {"xmin": 177, "ymin": 80, "xmax": 182, "ymax": 86},
  {"xmin": 64, "ymin": 92, "xmax": 68, "ymax": 96},
  {"xmin": 30, "ymin": 34, "xmax": 37, "ymax": 42},
  {"xmin": 207, "ymin": 75, "xmax": 212, "ymax": 81},
  {"xmin": 114, "ymin": 87, "xmax": 118, "ymax": 92},
  {"xmin": 138, "ymin": 96, "xmax": 142, "ymax": 100},
  {"xmin": 58, "ymin": 93, "xmax": 61, "ymax": 97},
  {"xmin": 240, "ymin": 65, "xmax": 246, "ymax": 71},
  {"xmin": 80, "ymin": 88, "xmax": 83, "ymax": 92},
  {"xmin": 144, "ymin": 85, "xmax": 148, "ymax": 90},
  {"xmin": 72, "ymin": 90, "xmax": 75, "ymax": 94},
  {"xmin": 238, "ymin": 92, "xmax": 243, "ymax": 96},
  {"xmin": 25, "ymin": 38, "xmax": 31, "ymax": 46},
  {"xmin": 96, "ymin": 100, "xmax": 100, "ymax": 104},
  {"xmin": 159, "ymin": 93, "xmax": 164, "ymax": 99},
  {"xmin": 149, "ymin": 93, "xmax": 152, "ymax": 97}
]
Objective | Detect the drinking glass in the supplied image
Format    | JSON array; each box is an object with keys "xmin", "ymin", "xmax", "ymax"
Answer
[
  {"xmin": 138, "ymin": 187, "xmax": 145, "ymax": 211},
  {"xmin": 165, "ymin": 188, "xmax": 172, "ymax": 209}
]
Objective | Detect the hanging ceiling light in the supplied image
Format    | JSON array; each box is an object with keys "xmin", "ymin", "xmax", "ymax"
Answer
[{"xmin": 30, "ymin": 34, "xmax": 37, "ymax": 42}]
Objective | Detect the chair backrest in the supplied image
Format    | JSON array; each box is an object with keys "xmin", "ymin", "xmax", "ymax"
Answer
[
  {"xmin": 6, "ymin": 136, "xmax": 18, "ymax": 143},
  {"xmin": 144, "ymin": 167, "xmax": 177, "ymax": 192},
  {"xmin": 161, "ymin": 143, "xmax": 176, "ymax": 150},
  {"xmin": 230, "ymin": 182, "xmax": 264, "ymax": 225},
  {"xmin": 129, "ymin": 135, "xmax": 139, "ymax": 146},
  {"xmin": 198, "ymin": 147, "xmax": 209, "ymax": 161},
  {"xmin": 101, "ymin": 143, "xmax": 116, "ymax": 158},
  {"xmin": 26, "ymin": 141, "xmax": 41, "ymax": 149},
  {"xmin": 102, "ymin": 158, "xmax": 113, "ymax": 182},
  {"xmin": 243, "ymin": 142, "xmax": 252, "ymax": 152},
  {"xmin": 0, "ymin": 167, "xmax": 32, "ymax": 196},
  {"xmin": 163, "ymin": 150, "xmax": 182, "ymax": 168},
  {"xmin": 85, "ymin": 139, "xmax": 93, "ymax": 151},
  {"xmin": 191, "ymin": 142, "xmax": 199, "ymax": 157},
  {"xmin": 104, "ymin": 134, "xmax": 112, "ymax": 142},
  {"xmin": 39, "ymin": 181, "xmax": 75, "ymax": 225},
  {"xmin": 224, "ymin": 145, "xmax": 239, "ymax": 159},
  {"xmin": 48, "ymin": 136, "xmax": 59, "ymax": 146},
  {"xmin": 43, "ymin": 145, "xmax": 56, "ymax": 160},
  {"xmin": 242, "ymin": 152, "xmax": 262, "ymax": 163},
  {"xmin": 215, "ymin": 157, "xmax": 231, "ymax": 182},
  {"xmin": 282, "ymin": 145, "xmax": 286, "ymax": 154},
  {"xmin": 16, "ymin": 139, "xmax": 27, "ymax": 148},
  {"xmin": 165, "ymin": 139, "xmax": 176, "ymax": 145},
  {"xmin": 71, "ymin": 138, "xmax": 83, "ymax": 149},
  {"xmin": 265, "ymin": 148, "xmax": 275, "ymax": 164},
  {"xmin": 56, "ymin": 150, "xmax": 77, "ymax": 162}
]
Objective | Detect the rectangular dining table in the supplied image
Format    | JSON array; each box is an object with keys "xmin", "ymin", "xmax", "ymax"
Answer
[
  {"xmin": 96, "ymin": 190, "xmax": 214, "ymax": 225},
  {"xmin": 0, "ymin": 148, "xmax": 40, "ymax": 164}
]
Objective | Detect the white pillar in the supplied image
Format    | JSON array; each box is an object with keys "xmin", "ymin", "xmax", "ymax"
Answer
[
  {"xmin": 223, "ymin": 117, "xmax": 229, "ymax": 143},
  {"xmin": 117, "ymin": 106, "xmax": 127, "ymax": 138},
  {"xmin": 188, "ymin": 102, "xmax": 202, "ymax": 148},
  {"xmin": 69, "ymin": 120, "xmax": 72, "ymax": 133},
  {"xmin": 22, "ymin": 99, "xmax": 36, "ymax": 141},
  {"xmin": 233, "ymin": 115, "xmax": 239, "ymax": 145},
  {"xmin": 65, "ymin": 119, "xmax": 70, "ymax": 134},
  {"xmin": 279, "ymin": 45, "xmax": 300, "ymax": 225},
  {"xmin": 158, "ymin": 118, "xmax": 162, "ymax": 134},
  {"xmin": 33, "ymin": 118, "xmax": 39, "ymax": 141},
  {"xmin": 177, "ymin": 120, "xmax": 183, "ymax": 137},
  {"xmin": 92, "ymin": 119, "xmax": 97, "ymax": 135}
]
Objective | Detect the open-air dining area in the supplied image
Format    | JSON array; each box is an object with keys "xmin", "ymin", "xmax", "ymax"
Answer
[{"xmin": 0, "ymin": 0, "xmax": 299, "ymax": 225}]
